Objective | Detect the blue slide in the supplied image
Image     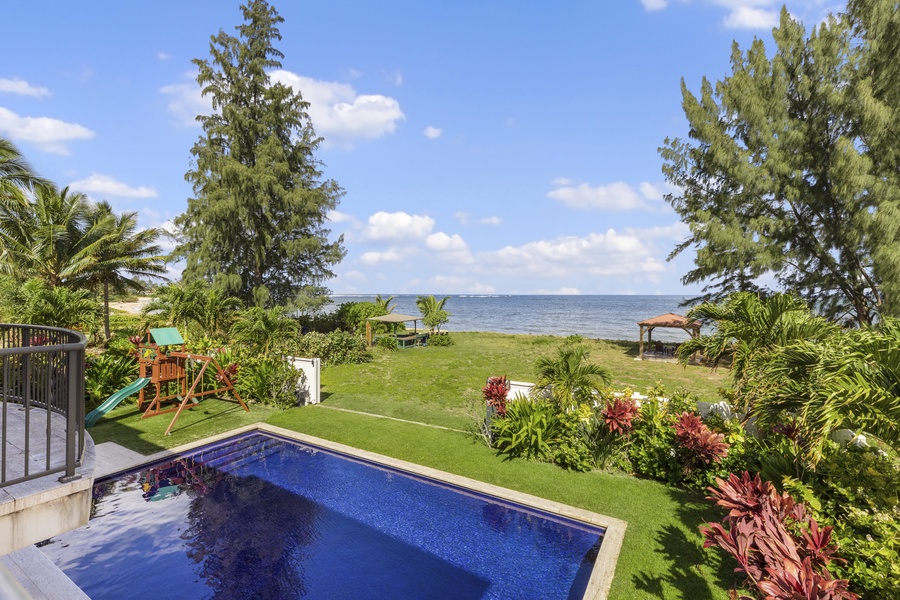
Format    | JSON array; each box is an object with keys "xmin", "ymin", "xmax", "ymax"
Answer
[{"xmin": 85, "ymin": 377, "xmax": 151, "ymax": 428}]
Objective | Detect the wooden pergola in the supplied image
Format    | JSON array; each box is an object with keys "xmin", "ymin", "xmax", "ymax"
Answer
[
  {"xmin": 637, "ymin": 313, "xmax": 701, "ymax": 358},
  {"xmin": 365, "ymin": 313, "xmax": 421, "ymax": 346}
]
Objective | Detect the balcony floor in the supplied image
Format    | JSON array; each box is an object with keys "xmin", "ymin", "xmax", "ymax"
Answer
[{"xmin": 1, "ymin": 403, "xmax": 73, "ymax": 485}]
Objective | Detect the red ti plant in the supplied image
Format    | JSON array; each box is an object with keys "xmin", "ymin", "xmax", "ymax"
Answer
[
  {"xmin": 701, "ymin": 471, "xmax": 856, "ymax": 600},
  {"xmin": 482, "ymin": 376, "xmax": 510, "ymax": 417},
  {"xmin": 674, "ymin": 411, "xmax": 729, "ymax": 475},
  {"xmin": 216, "ymin": 363, "xmax": 239, "ymax": 384},
  {"xmin": 601, "ymin": 398, "xmax": 638, "ymax": 434},
  {"xmin": 128, "ymin": 334, "xmax": 143, "ymax": 347}
]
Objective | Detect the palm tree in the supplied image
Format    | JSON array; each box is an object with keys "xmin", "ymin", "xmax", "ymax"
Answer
[
  {"xmin": 229, "ymin": 307, "xmax": 298, "ymax": 354},
  {"xmin": 678, "ymin": 292, "xmax": 837, "ymax": 387},
  {"xmin": 533, "ymin": 345, "xmax": 612, "ymax": 408},
  {"xmin": 0, "ymin": 137, "xmax": 48, "ymax": 208},
  {"xmin": 374, "ymin": 294, "xmax": 396, "ymax": 314},
  {"xmin": 82, "ymin": 201, "xmax": 168, "ymax": 340},
  {"xmin": 142, "ymin": 281, "xmax": 206, "ymax": 337},
  {"xmin": 751, "ymin": 321, "xmax": 900, "ymax": 462},
  {"xmin": 0, "ymin": 185, "xmax": 100, "ymax": 286},
  {"xmin": 416, "ymin": 295, "xmax": 450, "ymax": 333},
  {"xmin": 194, "ymin": 287, "xmax": 244, "ymax": 339}
]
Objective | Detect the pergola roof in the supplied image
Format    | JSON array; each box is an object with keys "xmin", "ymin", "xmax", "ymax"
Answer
[
  {"xmin": 366, "ymin": 313, "xmax": 421, "ymax": 323},
  {"xmin": 637, "ymin": 313, "xmax": 701, "ymax": 328}
]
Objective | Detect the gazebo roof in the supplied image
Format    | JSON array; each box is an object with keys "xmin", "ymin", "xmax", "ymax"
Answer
[
  {"xmin": 637, "ymin": 313, "xmax": 701, "ymax": 328},
  {"xmin": 366, "ymin": 313, "xmax": 421, "ymax": 323}
]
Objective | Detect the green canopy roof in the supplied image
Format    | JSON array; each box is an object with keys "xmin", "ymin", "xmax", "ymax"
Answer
[{"xmin": 148, "ymin": 327, "xmax": 184, "ymax": 346}]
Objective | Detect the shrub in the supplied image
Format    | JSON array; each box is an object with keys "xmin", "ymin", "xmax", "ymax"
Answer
[
  {"xmin": 482, "ymin": 375, "xmax": 510, "ymax": 417},
  {"xmin": 550, "ymin": 408, "xmax": 593, "ymax": 472},
  {"xmin": 85, "ymin": 352, "xmax": 138, "ymax": 408},
  {"xmin": 783, "ymin": 446, "xmax": 900, "ymax": 600},
  {"xmin": 601, "ymin": 398, "xmax": 639, "ymax": 434},
  {"xmin": 673, "ymin": 412, "xmax": 730, "ymax": 477},
  {"xmin": 295, "ymin": 330, "xmax": 371, "ymax": 365},
  {"xmin": 628, "ymin": 399, "xmax": 682, "ymax": 483},
  {"xmin": 492, "ymin": 398, "xmax": 560, "ymax": 462},
  {"xmin": 701, "ymin": 471, "xmax": 857, "ymax": 600},
  {"xmin": 375, "ymin": 336, "xmax": 399, "ymax": 351},
  {"xmin": 427, "ymin": 332, "xmax": 454, "ymax": 347},
  {"xmin": 234, "ymin": 356, "xmax": 300, "ymax": 409},
  {"xmin": 333, "ymin": 301, "xmax": 387, "ymax": 335}
]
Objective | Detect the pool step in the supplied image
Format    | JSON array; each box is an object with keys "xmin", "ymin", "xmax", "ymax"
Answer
[{"xmin": 194, "ymin": 435, "xmax": 285, "ymax": 471}]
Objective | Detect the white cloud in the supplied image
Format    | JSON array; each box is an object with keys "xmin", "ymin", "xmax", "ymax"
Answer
[
  {"xmin": 625, "ymin": 221, "xmax": 691, "ymax": 241},
  {"xmin": 0, "ymin": 107, "xmax": 94, "ymax": 155},
  {"xmin": 364, "ymin": 211, "xmax": 434, "ymax": 241},
  {"xmin": 342, "ymin": 270, "xmax": 367, "ymax": 283},
  {"xmin": 424, "ymin": 126, "xmax": 442, "ymax": 139},
  {"xmin": 159, "ymin": 74, "xmax": 210, "ymax": 126},
  {"xmin": 70, "ymin": 174, "xmax": 157, "ymax": 198},
  {"xmin": 723, "ymin": 6, "xmax": 779, "ymax": 28},
  {"xmin": 480, "ymin": 229, "xmax": 665, "ymax": 278},
  {"xmin": 359, "ymin": 249, "xmax": 408, "ymax": 265},
  {"xmin": 327, "ymin": 210, "xmax": 353, "ymax": 223},
  {"xmin": 426, "ymin": 232, "xmax": 474, "ymax": 264},
  {"xmin": 0, "ymin": 78, "xmax": 50, "ymax": 98},
  {"xmin": 480, "ymin": 216, "xmax": 502, "ymax": 225},
  {"xmin": 642, "ymin": 0, "xmax": 668, "ymax": 11},
  {"xmin": 454, "ymin": 211, "xmax": 470, "ymax": 225},
  {"xmin": 427, "ymin": 276, "xmax": 495, "ymax": 294},
  {"xmin": 548, "ymin": 180, "xmax": 651, "ymax": 210},
  {"xmin": 270, "ymin": 70, "xmax": 405, "ymax": 146},
  {"xmin": 157, "ymin": 52, "xmax": 171, "ymax": 60}
]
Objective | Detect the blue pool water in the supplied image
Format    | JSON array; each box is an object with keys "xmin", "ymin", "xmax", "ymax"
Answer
[{"xmin": 40, "ymin": 433, "xmax": 605, "ymax": 599}]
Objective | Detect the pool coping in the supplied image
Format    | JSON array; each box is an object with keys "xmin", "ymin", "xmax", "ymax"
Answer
[{"xmin": 97, "ymin": 423, "xmax": 628, "ymax": 600}]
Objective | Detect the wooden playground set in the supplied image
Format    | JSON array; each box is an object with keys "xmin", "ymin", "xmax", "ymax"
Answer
[{"xmin": 84, "ymin": 327, "xmax": 248, "ymax": 435}]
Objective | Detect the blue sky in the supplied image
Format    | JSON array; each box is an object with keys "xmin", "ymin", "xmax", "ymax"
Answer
[{"xmin": 2, "ymin": 0, "xmax": 840, "ymax": 296}]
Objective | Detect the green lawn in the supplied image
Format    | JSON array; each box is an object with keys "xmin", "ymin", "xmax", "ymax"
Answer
[{"xmin": 87, "ymin": 331, "xmax": 734, "ymax": 599}]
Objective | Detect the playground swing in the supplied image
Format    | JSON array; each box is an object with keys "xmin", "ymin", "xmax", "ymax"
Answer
[{"xmin": 134, "ymin": 327, "xmax": 248, "ymax": 435}]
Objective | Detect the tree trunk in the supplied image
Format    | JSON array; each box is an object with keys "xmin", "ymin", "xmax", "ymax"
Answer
[{"xmin": 103, "ymin": 280, "xmax": 111, "ymax": 341}]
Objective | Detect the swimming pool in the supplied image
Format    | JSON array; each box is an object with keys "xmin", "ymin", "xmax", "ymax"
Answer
[{"xmin": 40, "ymin": 428, "xmax": 623, "ymax": 599}]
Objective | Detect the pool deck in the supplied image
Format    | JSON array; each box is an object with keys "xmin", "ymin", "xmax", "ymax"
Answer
[{"xmin": 4, "ymin": 424, "xmax": 628, "ymax": 600}]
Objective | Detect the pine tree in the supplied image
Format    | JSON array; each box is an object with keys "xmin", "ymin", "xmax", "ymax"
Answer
[
  {"xmin": 176, "ymin": 0, "xmax": 345, "ymax": 308},
  {"xmin": 660, "ymin": 7, "xmax": 900, "ymax": 325}
]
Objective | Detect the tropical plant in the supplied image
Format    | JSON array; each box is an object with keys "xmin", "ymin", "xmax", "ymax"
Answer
[
  {"xmin": 175, "ymin": 0, "xmax": 345, "ymax": 307},
  {"xmin": 229, "ymin": 307, "xmax": 298, "ymax": 355},
  {"xmin": 84, "ymin": 352, "xmax": 137, "ymax": 407},
  {"xmin": 427, "ymin": 332, "xmax": 453, "ymax": 347},
  {"xmin": 373, "ymin": 294, "xmax": 396, "ymax": 314},
  {"xmin": 678, "ymin": 293, "xmax": 837, "ymax": 398},
  {"xmin": 416, "ymin": 295, "xmax": 450, "ymax": 334},
  {"xmin": 295, "ymin": 330, "xmax": 370, "ymax": 365},
  {"xmin": 701, "ymin": 471, "xmax": 857, "ymax": 600},
  {"xmin": 0, "ymin": 137, "xmax": 48, "ymax": 208},
  {"xmin": 742, "ymin": 318, "xmax": 900, "ymax": 462},
  {"xmin": 234, "ymin": 355, "xmax": 299, "ymax": 409},
  {"xmin": 673, "ymin": 412, "xmax": 730, "ymax": 477},
  {"xmin": 492, "ymin": 398, "xmax": 561, "ymax": 462},
  {"xmin": 0, "ymin": 185, "xmax": 104, "ymax": 287},
  {"xmin": 375, "ymin": 335, "xmax": 398, "ymax": 351},
  {"xmin": 3, "ymin": 278, "xmax": 101, "ymax": 332},
  {"xmin": 532, "ymin": 345, "xmax": 611, "ymax": 408},
  {"xmin": 482, "ymin": 375, "xmax": 510, "ymax": 417},
  {"xmin": 601, "ymin": 397, "xmax": 639, "ymax": 434},
  {"xmin": 81, "ymin": 201, "xmax": 167, "ymax": 340}
]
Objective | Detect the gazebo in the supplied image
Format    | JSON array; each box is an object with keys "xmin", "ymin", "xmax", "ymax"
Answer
[
  {"xmin": 637, "ymin": 313, "xmax": 701, "ymax": 358},
  {"xmin": 365, "ymin": 313, "xmax": 421, "ymax": 346}
]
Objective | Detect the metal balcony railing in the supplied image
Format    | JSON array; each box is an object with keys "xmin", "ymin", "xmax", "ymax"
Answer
[{"xmin": 0, "ymin": 324, "xmax": 87, "ymax": 487}]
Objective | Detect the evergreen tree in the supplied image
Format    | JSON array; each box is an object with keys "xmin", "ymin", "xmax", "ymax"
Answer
[
  {"xmin": 175, "ymin": 0, "xmax": 345, "ymax": 308},
  {"xmin": 660, "ymin": 7, "xmax": 900, "ymax": 325}
]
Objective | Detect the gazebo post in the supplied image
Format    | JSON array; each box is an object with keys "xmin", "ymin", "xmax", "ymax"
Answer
[
  {"xmin": 366, "ymin": 321, "xmax": 373, "ymax": 347},
  {"xmin": 639, "ymin": 325, "xmax": 645, "ymax": 358}
]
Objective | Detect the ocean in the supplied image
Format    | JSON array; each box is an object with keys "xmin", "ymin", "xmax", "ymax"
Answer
[{"xmin": 328, "ymin": 295, "xmax": 699, "ymax": 342}]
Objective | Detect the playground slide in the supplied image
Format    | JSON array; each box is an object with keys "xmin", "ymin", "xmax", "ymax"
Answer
[{"xmin": 84, "ymin": 377, "xmax": 152, "ymax": 428}]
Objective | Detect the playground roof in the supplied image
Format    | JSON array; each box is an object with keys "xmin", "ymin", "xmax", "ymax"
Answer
[{"xmin": 148, "ymin": 327, "xmax": 184, "ymax": 346}]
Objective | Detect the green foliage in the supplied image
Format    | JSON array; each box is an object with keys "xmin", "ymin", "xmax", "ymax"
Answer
[
  {"xmin": 549, "ymin": 408, "xmax": 593, "ymax": 472},
  {"xmin": 333, "ymin": 301, "xmax": 386, "ymax": 335},
  {"xmin": 427, "ymin": 332, "xmax": 454, "ymax": 347},
  {"xmin": 229, "ymin": 306, "xmax": 298, "ymax": 355},
  {"xmin": 789, "ymin": 446, "xmax": 900, "ymax": 599},
  {"xmin": 0, "ymin": 137, "xmax": 47, "ymax": 205},
  {"xmin": 628, "ymin": 400, "xmax": 681, "ymax": 483},
  {"xmin": 175, "ymin": 0, "xmax": 345, "ymax": 307},
  {"xmin": 84, "ymin": 352, "xmax": 138, "ymax": 408},
  {"xmin": 234, "ymin": 356, "xmax": 299, "ymax": 409},
  {"xmin": 295, "ymin": 330, "xmax": 371, "ymax": 365},
  {"xmin": 144, "ymin": 280, "xmax": 242, "ymax": 342},
  {"xmin": 492, "ymin": 398, "xmax": 560, "ymax": 462},
  {"xmin": 416, "ymin": 295, "xmax": 450, "ymax": 333},
  {"xmin": 1, "ymin": 278, "xmax": 101, "ymax": 333},
  {"xmin": 375, "ymin": 335, "xmax": 398, "ymax": 351},
  {"xmin": 661, "ymin": 8, "xmax": 900, "ymax": 325},
  {"xmin": 532, "ymin": 345, "xmax": 611, "ymax": 407}
]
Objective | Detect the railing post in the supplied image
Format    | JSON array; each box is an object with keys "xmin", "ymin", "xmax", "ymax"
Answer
[{"xmin": 58, "ymin": 344, "xmax": 82, "ymax": 483}]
